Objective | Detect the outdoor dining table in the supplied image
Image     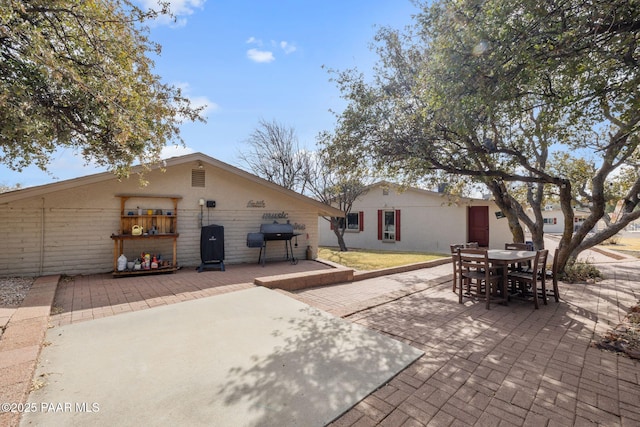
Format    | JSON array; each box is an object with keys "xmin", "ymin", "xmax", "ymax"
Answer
[{"xmin": 463, "ymin": 249, "xmax": 538, "ymax": 305}]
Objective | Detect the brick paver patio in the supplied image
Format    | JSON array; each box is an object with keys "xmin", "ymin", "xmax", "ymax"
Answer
[
  {"xmin": 49, "ymin": 260, "xmax": 331, "ymax": 327},
  {"xmin": 321, "ymin": 261, "xmax": 640, "ymax": 426},
  {"xmin": 1, "ymin": 258, "xmax": 639, "ymax": 426}
]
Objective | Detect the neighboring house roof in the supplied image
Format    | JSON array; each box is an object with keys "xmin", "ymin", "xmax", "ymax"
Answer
[
  {"xmin": 542, "ymin": 204, "xmax": 591, "ymax": 215},
  {"xmin": 365, "ymin": 180, "xmax": 495, "ymax": 204},
  {"xmin": 0, "ymin": 152, "xmax": 344, "ymax": 217}
]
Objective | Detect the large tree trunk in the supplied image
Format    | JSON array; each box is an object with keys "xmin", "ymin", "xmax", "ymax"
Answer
[
  {"xmin": 330, "ymin": 217, "xmax": 348, "ymax": 251},
  {"xmin": 555, "ymin": 181, "xmax": 577, "ymax": 273},
  {"xmin": 526, "ymin": 183, "xmax": 546, "ymax": 251},
  {"xmin": 529, "ymin": 226, "xmax": 545, "ymax": 251},
  {"xmin": 487, "ymin": 180, "xmax": 526, "ymax": 243}
]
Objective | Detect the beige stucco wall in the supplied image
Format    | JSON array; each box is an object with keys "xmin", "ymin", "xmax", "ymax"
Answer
[
  {"xmin": 0, "ymin": 161, "xmax": 320, "ymax": 277},
  {"xmin": 541, "ymin": 209, "xmax": 593, "ymax": 234},
  {"xmin": 542, "ymin": 210, "xmax": 564, "ymax": 233},
  {"xmin": 318, "ymin": 184, "xmax": 512, "ymax": 254}
]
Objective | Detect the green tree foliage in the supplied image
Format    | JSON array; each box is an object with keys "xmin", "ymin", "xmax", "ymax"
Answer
[
  {"xmin": 305, "ymin": 137, "xmax": 370, "ymax": 252},
  {"xmin": 0, "ymin": 0, "xmax": 204, "ymax": 177},
  {"xmin": 326, "ymin": 0, "xmax": 640, "ymax": 270}
]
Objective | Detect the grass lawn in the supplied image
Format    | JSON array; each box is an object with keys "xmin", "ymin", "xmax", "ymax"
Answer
[
  {"xmin": 599, "ymin": 236, "xmax": 640, "ymax": 258},
  {"xmin": 318, "ymin": 247, "xmax": 446, "ymax": 271}
]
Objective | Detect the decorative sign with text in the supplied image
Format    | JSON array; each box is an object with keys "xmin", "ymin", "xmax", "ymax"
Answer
[
  {"xmin": 247, "ymin": 200, "xmax": 266, "ymax": 208},
  {"xmin": 262, "ymin": 211, "xmax": 289, "ymax": 220},
  {"xmin": 245, "ymin": 202, "xmax": 309, "ymax": 231}
]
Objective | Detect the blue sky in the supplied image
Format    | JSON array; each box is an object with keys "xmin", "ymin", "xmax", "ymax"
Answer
[{"xmin": 1, "ymin": 0, "xmax": 420, "ymax": 188}]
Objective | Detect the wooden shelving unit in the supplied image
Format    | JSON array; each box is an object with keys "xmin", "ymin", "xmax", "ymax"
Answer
[{"xmin": 111, "ymin": 195, "xmax": 181, "ymax": 276}]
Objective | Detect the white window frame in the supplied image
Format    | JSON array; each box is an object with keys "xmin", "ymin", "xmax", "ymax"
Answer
[
  {"xmin": 382, "ymin": 210, "xmax": 396, "ymax": 241},
  {"xmin": 345, "ymin": 212, "xmax": 360, "ymax": 232}
]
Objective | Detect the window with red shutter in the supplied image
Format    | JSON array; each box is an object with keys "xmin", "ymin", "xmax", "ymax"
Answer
[
  {"xmin": 345, "ymin": 212, "xmax": 360, "ymax": 231},
  {"xmin": 378, "ymin": 209, "xmax": 400, "ymax": 241}
]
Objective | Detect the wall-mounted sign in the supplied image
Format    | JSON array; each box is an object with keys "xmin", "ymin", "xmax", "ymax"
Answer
[
  {"xmin": 262, "ymin": 211, "xmax": 288, "ymax": 220},
  {"xmin": 260, "ymin": 211, "xmax": 306, "ymax": 229},
  {"xmin": 247, "ymin": 200, "xmax": 266, "ymax": 208},
  {"xmin": 495, "ymin": 211, "xmax": 505, "ymax": 219}
]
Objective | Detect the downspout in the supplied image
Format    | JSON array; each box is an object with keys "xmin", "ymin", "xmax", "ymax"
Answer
[{"xmin": 39, "ymin": 197, "xmax": 45, "ymax": 275}]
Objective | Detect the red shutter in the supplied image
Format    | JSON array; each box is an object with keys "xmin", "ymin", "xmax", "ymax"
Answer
[
  {"xmin": 377, "ymin": 210, "xmax": 383, "ymax": 240},
  {"xmin": 359, "ymin": 211, "xmax": 364, "ymax": 232},
  {"xmin": 395, "ymin": 209, "xmax": 401, "ymax": 241},
  {"xmin": 330, "ymin": 218, "xmax": 334, "ymax": 230}
]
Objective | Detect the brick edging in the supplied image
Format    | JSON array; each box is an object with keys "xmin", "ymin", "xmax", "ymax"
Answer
[
  {"xmin": 353, "ymin": 257, "xmax": 451, "ymax": 281},
  {"xmin": 0, "ymin": 275, "xmax": 60, "ymax": 427},
  {"xmin": 588, "ymin": 245, "xmax": 630, "ymax": 260}
]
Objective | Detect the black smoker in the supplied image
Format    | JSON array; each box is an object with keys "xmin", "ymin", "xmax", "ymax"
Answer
[
  {"xmin": 246, "ymin": 222, "xmax": 300, "ymax": 266},
  {"xmin": 198, "ymin": 224, "xmax": 225, "ymax": 272}
]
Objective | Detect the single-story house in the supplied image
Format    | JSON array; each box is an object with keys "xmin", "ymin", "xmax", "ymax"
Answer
[
  {"xmin": 0, "ymin": 152, "xmax": 343, "ymax": 277},
  {"xmin": 318, "ymin": 182, "xmax": 512, "ymax": 254},
  {"xmin": 541, "ymin": 205, "xmax": 592, "ymax": 234}
]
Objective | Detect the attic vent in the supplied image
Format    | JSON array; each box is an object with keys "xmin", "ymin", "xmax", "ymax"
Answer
[{"xmin": 191, "ymin": 169, "xmax": 205, "ymax": 187}]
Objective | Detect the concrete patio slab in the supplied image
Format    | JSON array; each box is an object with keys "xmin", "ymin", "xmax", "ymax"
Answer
[
  {"xmin": 4, "ymin": 244, "xmax": 639, "ymax": 426},
  {"xmin": 22, "ymin": 287, "xmax": 423, "ymax": 427}
]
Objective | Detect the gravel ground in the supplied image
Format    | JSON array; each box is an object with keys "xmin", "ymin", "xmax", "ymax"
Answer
[{"xmin": 0, "ymin": 276, "xmax": 34, "ymax": 307}]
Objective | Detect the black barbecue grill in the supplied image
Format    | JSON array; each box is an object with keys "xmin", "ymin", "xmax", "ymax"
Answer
[{"xmin": 246, "ymin": 222, "xmax": 300, "ymax": 266}]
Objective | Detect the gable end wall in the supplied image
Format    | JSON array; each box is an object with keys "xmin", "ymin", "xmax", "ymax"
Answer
[{"xmin": 0, "ymin": 163, "xmax": 321, "ymax": 276}]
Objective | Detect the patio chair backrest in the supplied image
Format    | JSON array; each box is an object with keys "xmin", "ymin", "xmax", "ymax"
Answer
[
  {"xmin": 549, "ymin": 248, "xmax": 560, "ymax": 302},
  {"xmin": 551, "ymin": 248, "xmax": 559, "ymax": 275},
  {"xmin": 451, "ymin": 242, "xmax": 478, "ymax": 253},
  {"xmin": 534, "ymin": 249, "xmax": 548, "ymax": 275},
  {"xmin": 450, "ymin": 244, "xmax": 469, "ymax": 292},
  {"xmin": 457, "ymin": 248, "xmax": 490, "ymax": 275},
  {"xmin": 450, "ymin": 244, "xmax": 465, "ymax": 254}
]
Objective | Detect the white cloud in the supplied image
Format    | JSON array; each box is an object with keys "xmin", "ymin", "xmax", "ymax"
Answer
[
  {"xmin": 136, "ymin": 0, "xmax": 205, "ymax": 27},
  {"xmin": 245, "ymin": 37, "xmax": 297, "ymax": 62},
  {"xmin": 280, "ymin": 41, "xmax": 296, "ymax": 54},
  {"xmin": 175, "ymin": 82, "xmax": 218, "ymax": 119},
  {"xmin": 247, "ymin": 48, "xmax": 275, "ymax": 63},
  {"xmin": 161, "ymin": 144, "xmax": 195, "ymax": 159},
  {"xmin": 190, "ymin": 95, "xmax": 218, "ymax": 118}
]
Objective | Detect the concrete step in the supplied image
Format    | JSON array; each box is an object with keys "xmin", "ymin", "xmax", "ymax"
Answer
[{"xmin": 254, "ymin": 267, "xmax": 354, "ymax": 291}]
